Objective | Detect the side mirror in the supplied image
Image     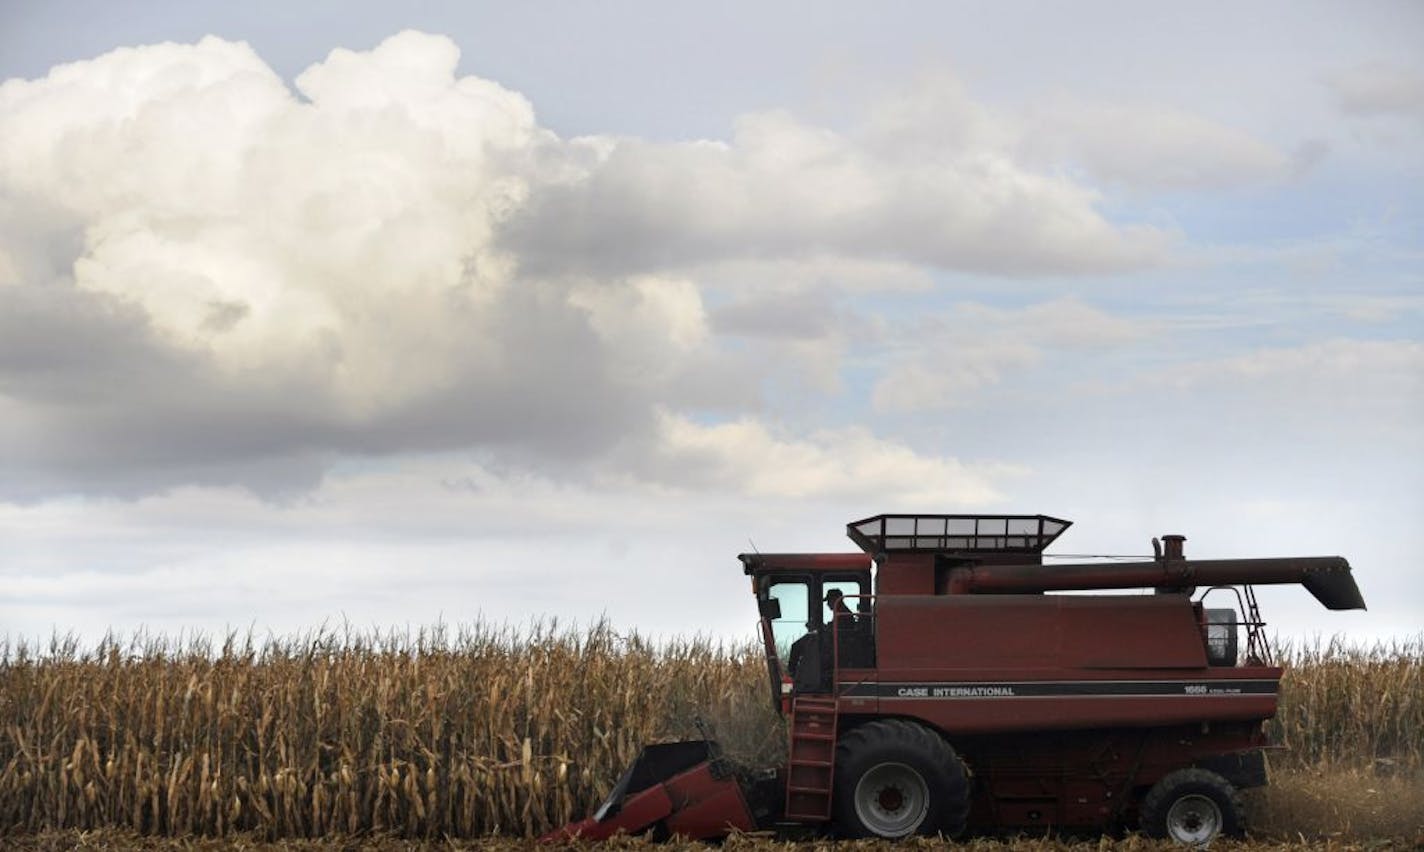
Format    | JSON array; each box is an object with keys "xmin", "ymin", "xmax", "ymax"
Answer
[{"xmin": 758, "ymin": 598, "xmax": 782, "ymax": 619}]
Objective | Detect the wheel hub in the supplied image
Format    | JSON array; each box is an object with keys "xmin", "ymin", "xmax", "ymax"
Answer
[
  {"xmin": 853, "ymin": 762, "xmax": 929, "ymax": 838},
  {"xmin": 877, "ymin": 786, "xmax": 904, "ymax": 812},
  {"xmin": 1166, "ymin": 794, "xmax": 1224, "ymax": 844}
]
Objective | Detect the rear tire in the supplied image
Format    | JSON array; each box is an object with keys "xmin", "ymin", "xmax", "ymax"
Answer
[
  {"xmin": 833, "ymin": 719, "xmax": 969, "ymax": 839},
  {"xmin": 1140, "ymin": 767, "xmax": 1244, "ymax": 844}
]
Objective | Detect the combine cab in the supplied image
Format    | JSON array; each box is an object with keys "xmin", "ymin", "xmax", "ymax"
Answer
[{"xmin": 545, "ymin": 513, "xmax": 1364, "ymax": 844}]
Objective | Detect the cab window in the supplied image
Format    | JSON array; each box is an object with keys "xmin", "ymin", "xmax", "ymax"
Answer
[
  {"xmin": 822, "ymin": 578, "xmax": 863, "ymax": 627},
  {"xmin": 766, "ymin": 579, "xmax": 810, "ymax": 661}
]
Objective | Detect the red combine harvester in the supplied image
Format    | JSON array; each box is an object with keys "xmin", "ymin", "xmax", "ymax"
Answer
[{"xmin": 544, "ymin": 513, "xmax": 1364, "ymax": 844}]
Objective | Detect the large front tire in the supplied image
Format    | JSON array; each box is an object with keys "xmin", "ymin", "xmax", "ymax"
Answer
[
  {"xmin": 833, "ymin": 719, "xmax": 970, "ymax": 838},
  {"xmin": 1140, "ymin": 767, "xmax": 1244, "ymax": 844}
]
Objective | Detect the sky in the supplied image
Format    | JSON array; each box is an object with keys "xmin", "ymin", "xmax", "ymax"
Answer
[{"xmin": 1, "ymin": 2, "xmax": 1421, "ymax": 648}]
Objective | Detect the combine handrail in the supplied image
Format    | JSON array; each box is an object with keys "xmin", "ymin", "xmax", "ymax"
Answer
[
  {"xmin": 1194, "ymin": 584, "xmax": 1275, "ymax": 666},
  {"xmin": 830, "ymin": 593, "xmax": 876, "ymax": 700}
]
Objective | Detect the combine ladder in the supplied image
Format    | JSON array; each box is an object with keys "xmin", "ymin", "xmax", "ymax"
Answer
[{"xmin": 784, "ymin": 695, "xmax": 839, "ymax": 821}]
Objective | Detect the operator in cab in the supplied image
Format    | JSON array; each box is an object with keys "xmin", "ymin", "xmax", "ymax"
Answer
[{"xmin": 826, "ymin": 588, "xmax": 855, "ymax": 626}]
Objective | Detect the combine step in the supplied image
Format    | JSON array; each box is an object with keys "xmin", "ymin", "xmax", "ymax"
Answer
[{"xmin": 785, "ymin": 695, "xmax": 839, "ymax": 821}]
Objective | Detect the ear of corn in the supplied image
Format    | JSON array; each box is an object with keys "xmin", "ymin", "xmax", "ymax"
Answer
[{"xmin": 0, "ymin": 626, "xmax": 1417, "ymax": 838}]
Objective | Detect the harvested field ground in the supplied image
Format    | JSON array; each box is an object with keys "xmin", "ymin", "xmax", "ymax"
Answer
[
  {"xmin": 1245, "ymin": 768, "xmax": 1424, "ymax": 840},
  {"xmin": 2, "ymin": 628, "xmax": 1421, "ymax": 846},
  {"xmin": 4, "ymin": 830, "xmax": 1423, "ymax": 851}
]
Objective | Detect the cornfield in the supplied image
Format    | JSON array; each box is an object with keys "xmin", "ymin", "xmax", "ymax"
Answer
[
  {"xmin": 1, "ymin": 626, "xmax": 1419, "ymax": 841},
  {"xmin": 1268, "ymin": 638, "xmax": 1424, "ymax": 772},
  {"xmin": 0, "ymin": 623, "xmax": 772, "ymax": 839}
]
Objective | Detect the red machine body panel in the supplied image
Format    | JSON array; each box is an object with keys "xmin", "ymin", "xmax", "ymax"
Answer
[
  {"xmin": 661, "ymin": 763, "xmax": 758, "ymax": 838},
  {"xmin": 744, "ymin": 553, "xmax": 872, "ymax": 573},
  {"xmin": 949, "ymin": 722, "xmax": 1267, "ymax": 831},
  {"xmin": 876, "ymin": 558, "xmax": 934, "ymax": 595},
  {"xmin": 835, "ymin": 594, "xmax": 1279, "ymax": 734},
  {"xmin": 539, "ymin": 758, "xmax": 755, "ymax": 842},
  {"xmin": 835, "ymin": 677, "xmax": 1278, "ymax": 735},
  {"xmin": 875, "ymin": 594, "xmax": 1211, "ymax": 670}
]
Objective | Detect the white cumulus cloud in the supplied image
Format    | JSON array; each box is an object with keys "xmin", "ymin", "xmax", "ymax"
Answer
[
  {"xmin": 0, "ymin": 31, "xmax": 1157, "ymax": 500},
  {"xmin": 631, "ymin": 411, "xmax": 1013, "ymax": 505}
]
